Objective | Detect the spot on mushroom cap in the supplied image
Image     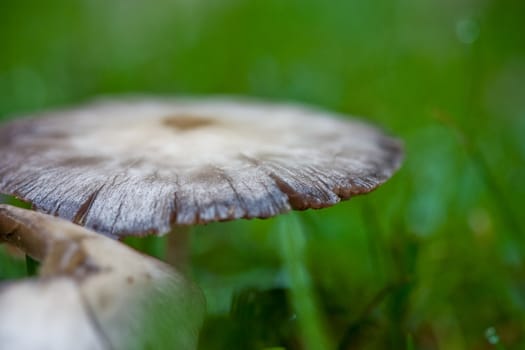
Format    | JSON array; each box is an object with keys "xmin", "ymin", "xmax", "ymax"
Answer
[{"xmin": 0, "ymin": 97, "xmax": 403, "ymax": 237}]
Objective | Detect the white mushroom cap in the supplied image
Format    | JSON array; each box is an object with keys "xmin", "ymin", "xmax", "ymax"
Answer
[
  {"xmin": 0, "ymin": 204, "xmax": 205, "ymax": 350},
  {"xmin": 0, "ymin": 98, "xmax": 403, "ymax": 237}
]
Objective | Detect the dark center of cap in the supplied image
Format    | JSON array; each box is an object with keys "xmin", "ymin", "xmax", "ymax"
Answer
[{"xmin": 163, "ymin": 115, "xmax": 216, "ymax": 131}]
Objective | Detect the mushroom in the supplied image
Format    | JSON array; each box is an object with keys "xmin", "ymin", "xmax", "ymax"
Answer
[
  {"xmin": 0, "ymin": 97, "xmax": 403, "ymax": 347},
  {"xmin": 0, "ymin": 204, "xmax": 205, "ymax": 350},
  {"xmin": 0, "ymin": 98, "xmax": 402, "ymax": 236}
]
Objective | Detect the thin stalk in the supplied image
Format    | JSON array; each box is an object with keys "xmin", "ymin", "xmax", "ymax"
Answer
[
  {"xmin": 361, "ymin": 201, "xmax": 386, "ymax": 284},
  {"xmin": 406, "ymin": 333, "xmax": 415, "ymax": 350},
  {"xmin": 123, "ymin": 226, "xmax": 190, "ymax": 271},
  {"xmin": 123, "ymin": 235, "xmax": 167, "ymax": 260},
  {"xmin": 277, "ymin": 213, "xmax": 332, "ymax": 350},
  {"xmin": 166, "ymin": 225, "xmax": 191, "ymax": 272}
]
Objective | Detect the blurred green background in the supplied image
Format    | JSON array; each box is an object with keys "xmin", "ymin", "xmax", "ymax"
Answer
[{"xmin": 1, "ymin": 0, "xmax": 524, "ymax": 349}]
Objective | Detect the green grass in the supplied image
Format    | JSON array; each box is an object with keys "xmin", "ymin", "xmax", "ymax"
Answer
[
  {"xmin": 1, "ymin": 0, "xmax": 524, "ymax": 348},
  {"xmin": 277, "ymin": 214, "xmax": 333, "ymax": 350}
]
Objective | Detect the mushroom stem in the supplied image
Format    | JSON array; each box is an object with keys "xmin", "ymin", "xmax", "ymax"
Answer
[
  {"xmin": 166, "ymin": 225, "xmax": 191, "ymax": 271},
  {"xmin": 0, "ymin": 205, "xmax": 205, "ymax": 350}
]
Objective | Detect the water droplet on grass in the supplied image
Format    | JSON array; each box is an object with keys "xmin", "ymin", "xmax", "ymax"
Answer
[
  {"xmin": 485, "ymin": 327, "xmax": 500, "ymax": 345},
  {"xmin": 456, "ymin": 18, "xmax": 480, "ymax": 44}
]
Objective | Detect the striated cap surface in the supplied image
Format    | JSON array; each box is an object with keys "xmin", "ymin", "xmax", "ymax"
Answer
[{"xmin": 0, "ymin": 98, "xmax": 403, "ymax": 237}]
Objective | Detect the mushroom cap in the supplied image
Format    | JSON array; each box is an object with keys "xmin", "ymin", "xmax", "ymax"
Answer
[
  {"xmin": 0, "ymin": 98, "xmax": 403, "ymax": 237},
  {"xmin": 0, "ymin": 204, "xmax": 205, "ymax": 349}
]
